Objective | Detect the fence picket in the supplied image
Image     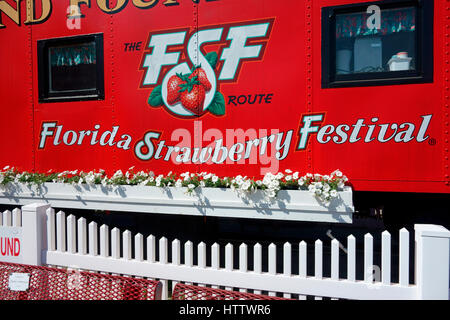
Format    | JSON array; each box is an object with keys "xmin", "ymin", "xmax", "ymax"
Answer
[
  {"xmin": 239, "ymin": 243, "xmax": 248, "ymax": 293},
  {"xmin": 382, "ymin": 231, "xmax": 391, "ymax": 285},
  {"xmin": 211, "ymin": 243, "xmax": 220, "ymax": 289},
  {"xmin": 123, "ymin": 230, "xmax": 132, "ymax": 260},
  {"xmin": 159, "ymin": 237, "xmax": 169, "ymax": 300},
  {"xmin": 225, "ymin": 243, "xmax": 233, "ymax": 291},
  {"xmin": 147, "ymin": 235, "xmax": 156, "ymax": 263},
  {"xmin": 198, "ymin": 242, "xmax": 207, "ymax": 288},
  {"xmin": 67, "ymin": 215, "xmax": 76, "ymax": 254},
  {"xmin": 88, "ymin": 221, "xmax": 98, "ymax": 256},
  {"xmin": 172, "ymin": 239, "xmax": 180, "ymax": 288},
  {"xmin": 109, "ymin": 228, "xmax": 122, "ymax": 299},
  {"xmin": 298, "ymin": 241, "xmax": 307, "ymax": 300},
  {"xmin": 283, "ymin": 242, "xmax": 292, "ymax": 299},
  {"xmin": 135, "ymin": 233, "xmax": 144, "ymax": 261},
  {"xmin": 331, "ymin": 239, "xmax": 339, "ymax": 280},
  {"xmin": 268, "ymin": 243, "xmax": 277, "ymax": 297},
  {"xmin": 253, "ymin": 243, "xmax": 262, "ymax": 295},
  {"xmin": 347, "ymin": 235, "xmax": 356, "ymax": 282},
  {"xmin": 315, "ymin": 240, "xmax": 323, "ymax": 279},
  {"xmin": 314, "ymin": 240, "xmax": 323, "ymax": 300},
  {"xmin": 111, "ymin": 228, "xmax": 120, "ymax": 259},
  {"xmin": 56, "ymin": 211, "xmax": 66, "ymax": 252},
  {"xmin": 12, "ymin": 208, "xmax": 21, "ymax": 227},
  {"xmin": 399, "ymin": 228, "xmax": 409, "ymax": 286},
  {"xmin": 364, "ymin": 233, "xmax": 374, "ymax": 284},
  {"xmin": 77, "ymin": 217, "xmax": 87, "ymax": 255},
  {"xmin": 2, "ymin": 210, "xmax": 11, "ymax": 226},
  {"xmin": 46, "ymin": 208, "xmax": 56, "ymax": 251},
  {"xmin": 184, "ymin": 241, "xmax": 193, "ymax": 285},
  {"xmin": 99, "ymin": 224, "xmax": 109, "ymax": 258}
]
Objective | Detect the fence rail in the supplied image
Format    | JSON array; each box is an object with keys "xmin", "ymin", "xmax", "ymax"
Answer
[{"xmin": 1, "ymin": 203, "xmax": 449, "ymax": 300}]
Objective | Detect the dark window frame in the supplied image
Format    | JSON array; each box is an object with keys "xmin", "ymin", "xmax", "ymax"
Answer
[
  {"xmin": 38, "ymin": 33, "xmax": 105, "ymax": 103},
  {"xmin": 321, "ymin": 0, "xmax": 433, "ymax": 88}
]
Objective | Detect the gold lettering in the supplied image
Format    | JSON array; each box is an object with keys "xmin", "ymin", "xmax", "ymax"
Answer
[
  {"xmin": 0, "ymin": 0, "xmax": 20, "ymax": 28},
  {"xmin": 132, "ymin": 0, "xmax": 158, "ymax": 9},
  {"xmin": 67, "ymin": 0, "xmax": 91, "ymax": 19},
  {"xmin": 163, "ymin": 0, "xmax": 179, "ymax": 6},
  {"xmin": 96, "ymin": 0, "xmax": 128, "ymax": 13},
  {"xmin": 24, "ymin": 0, "xmax": 52, "ymax": 25}
]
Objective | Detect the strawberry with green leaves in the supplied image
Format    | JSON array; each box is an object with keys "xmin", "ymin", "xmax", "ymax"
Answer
[
  {"xmin": 189, "ymin": 65, "xmax": 212, "ymax": 92},
  {"xmin": 166, "ymin": 73, "xmax": 188, "ymax": 105},
  {"xmin": 179, "ymin": 75, "xmax": 206, "ymax": 115}
]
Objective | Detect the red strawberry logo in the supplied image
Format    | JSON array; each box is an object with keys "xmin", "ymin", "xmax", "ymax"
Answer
[
  {"xmin": 166, "ymin": 73, "xmax": 186, "ymax": 105},
  {"xmin": 179, "ymin": 76, "xmax": 206, "ymax": 116},
  {"xmin": 150, "ymin": 54, "xmax": 225, "ymax": 118},
  {"xmin": 189, "ymin": 66, "xmax": 212, "ymax": 92}
]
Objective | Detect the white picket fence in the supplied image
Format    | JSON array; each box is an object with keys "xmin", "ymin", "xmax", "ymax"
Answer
[{"xmin": 1, "ymin": 203, "xmax": 450, "ymax": 300}]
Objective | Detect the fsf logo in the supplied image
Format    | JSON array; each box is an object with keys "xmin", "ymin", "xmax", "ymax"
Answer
[{"xmin": 140, "ymin": 19, "xmax": 273, "ymax": 119}]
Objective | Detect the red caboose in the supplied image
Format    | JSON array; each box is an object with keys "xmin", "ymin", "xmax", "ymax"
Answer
[{"xmin": 0, "ymin": 0, "xmax": 448, "ymax": 226}]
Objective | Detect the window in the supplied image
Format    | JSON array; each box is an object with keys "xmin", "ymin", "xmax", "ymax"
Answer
[
  {"xmin": 38, "ymin": 34, "xmax": 104, "ymax": 102},
  {"xmin": 322, "ymin": 0, "xmax": 433, "ymax": 88}
]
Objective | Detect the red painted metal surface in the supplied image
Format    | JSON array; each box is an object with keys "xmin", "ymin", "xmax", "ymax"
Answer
[
  {"xmin": 0, "ymin": 0, "xmax": 448, "ymax": 194},
  {"xmin": 172, "ymin": 283, "xmax": 290, "ymax": 300},
  {"xmin": 0, "ymin": 261, "xmax": 161, "ymax": 300}
]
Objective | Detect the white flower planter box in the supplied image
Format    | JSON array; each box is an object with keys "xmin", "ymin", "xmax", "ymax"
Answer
[{"xmin": 0, "ymin": 183, "xmax": 353, "ymax": 223}]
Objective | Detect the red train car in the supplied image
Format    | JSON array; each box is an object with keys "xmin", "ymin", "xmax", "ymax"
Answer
[{"xmin": 0, "ymin": 0, "xmax": 448, "ymax": 225}]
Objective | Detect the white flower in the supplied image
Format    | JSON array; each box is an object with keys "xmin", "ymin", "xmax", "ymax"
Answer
[
  {"xmin": 293, "ymin": 172, "xmax": 299, "ymax": 180},
  {"xmin": 330, "ymin": 190, "xmax": 338, "ymax": 198},
  {"xmin": 285, "ymin": 175, "xmax": 292, "ymax": 181},
  {"xmin": 175, "ymin": 179, "xmax": 182, "ymax": 188},
  {"xmin": 187, "ymin": 184, "xmax": 195, "ymax": 190},
  {"xmin": 112, "ymin": 170, "xmax": 123, "ymax": 178},
  {"xmin": 211, "ymin": 175, "xmax": 219, "ymax": 183},
  {"xmin": 333, "ymin": 170, "xmax": 343, "ymax": 177},
  {"xmin": 298, "ymin": 177, "xmax": 305, "ymax": 186},
  {"xmin": 241, "ymin": 181, "xmax": 251, "ymax": 191},
  {"xmin": 285, "ymin": 169, "xmax": 292, "ymax": 174}
]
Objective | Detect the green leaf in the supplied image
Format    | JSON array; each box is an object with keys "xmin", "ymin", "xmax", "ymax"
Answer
[
  {"xmin": 148, "ymin": 85, "xmax": 163, "ymax": 107},
  {"xmin": 208, "ymin": 92, "xmax": 226, "ymax": 116},
  {"xmin": 205, "ymin": 52, "xmax": 218, "ymax": 69}
]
